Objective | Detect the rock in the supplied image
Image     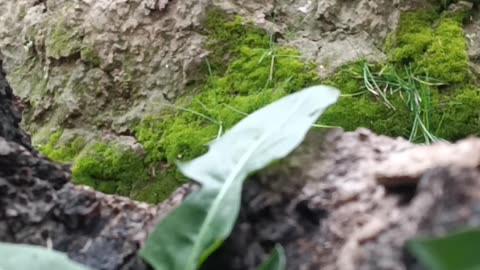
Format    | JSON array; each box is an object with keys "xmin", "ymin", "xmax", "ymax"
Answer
[
  {"xmin": 201, "ymin": 129, "xmax": 480, "ymax": 270},
  {"xmin": 0, "ymin": 0, "xmax": 421, "ymax": 145},
  {"xmin": 1, "ymin": 57, "xmax": 480, "ymax": 269},
  {"xmin": 465, "ymin": 5, "xmax": 480, "ymax": 76},
  {"xmin": 0, "ymin": 58, "xmax": 192, "ymax": 270},
  {"xmin": 0, "ymin": 59, "xmax": 31, "ymax": 149}
]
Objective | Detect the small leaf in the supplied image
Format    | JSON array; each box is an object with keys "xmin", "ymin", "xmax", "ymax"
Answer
[
  {"xmin": 408, "ymin": 228, "xmax": 480, "ymax": 270},
  {"xmin": 257, "ymin": 245, "xmax": 286, "ymax": 270},
  {"xmin": 140, "ymin": 85, "xmax": 340, "ymax": 270},
  {"xmin": 0, "ymin": 243, "xmax": 93, "ymax": 270}
]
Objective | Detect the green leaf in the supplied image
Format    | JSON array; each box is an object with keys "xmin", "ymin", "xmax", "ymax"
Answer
[
  {"xmin": 139, "ymin": 85, "xmax": 340, "ymax": 270},
  {"xmin": 257, "ymin": 245, "xmax": 286, "ymax": 270},
  {"xmin": 0, "ymin": 243, "xmax": 93, "ymax": 270},
  {"xmin": 408, "ymin": 228, "xmax": 480, "ymax": 270}
]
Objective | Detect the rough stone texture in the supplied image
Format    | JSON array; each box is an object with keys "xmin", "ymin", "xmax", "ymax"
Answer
[
  {"xmin": 0, "ymin": 59, "xmax": 31, "ymax": 149},
  {"xmin": 0, "ymin": 60, "xmax": 193, "ymax": 270},
  {"xmin": 202, "ymin": 129, "xmax": 480, "ymax": 270},
  {"xmin": 0, "ymin": 0, "xmax": 211, "ymax": 143},
  {"xmin": 465, "ymin": 4, "xmax": 480, "ymax": 78},
  {"xmin": 0, "ymin": 0, "xmax": 428, "ymax": 147}
]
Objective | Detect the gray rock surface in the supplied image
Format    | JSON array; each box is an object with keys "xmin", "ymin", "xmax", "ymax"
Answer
[
  {"xmin": 0, "ymin": 59, "xmax": 31, "ymax": 149},
  {"xmin": 0, "ymin": 0, "xmax": 426, "ymax": 146},
  {"xmin": 465, "ymin": 3, "xmax": 480, "ymax": 77},
  {"xmin": 202, "ymin": 129, "xmax": 480, "ymax": 270},
  {"xmin": 0, "ymin": 59, "xmax": 192, "ymax": 270}
]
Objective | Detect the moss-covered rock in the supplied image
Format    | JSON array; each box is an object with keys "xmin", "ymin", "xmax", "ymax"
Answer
[
  {"xmin": 39, "ymin": 5, "xmax": 480, "ymax": 203},
  {"xmin": 72, "ymin": 142, "xmax": 148, "ymax": 197},
  {"xmin": 80, "ymin": 47, "xmax": 101, "ymax": 67},
  {"xmin": 317, "ymin": 7, "xmax": 479, "ymax": 142},
  {"xmin": 135, "ymin": 11, "xmax": 319, "ymax": 166},
  {"xmin": 46, "ymin": 18, "xmax": 83, "ymax": 59},
  {"xmin": 38, "ymin": 130, "xmax": 86, "ymax": 163}
]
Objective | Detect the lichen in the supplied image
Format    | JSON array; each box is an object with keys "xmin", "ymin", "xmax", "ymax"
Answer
[
  {"xmin": 80, "ymin": 47, "xmax": 101, "ymax": 66},
  {"xmin": 46, "ymin": 18, "xmax": 82, "ymax": 59}
]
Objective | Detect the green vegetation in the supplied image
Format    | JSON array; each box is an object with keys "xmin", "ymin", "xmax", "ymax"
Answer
[
  {"xmin": 38, "ymin": 130, "xmax": 86, "ymax": 163},
  {"xmin": 140, "ymin": 86, "xmax": 338, "ymax": 270},
  {"xmin": 408, "ymin": 228, "xmax": 480, "ymax": 270},
  {"xmin": 132, "ymin": 8, "xmax": 320, "ymax": 201},
  {"xmin": 39, "ymin": 6, "xmax": 480, "ymax": 203},
  {"xmin": 389, "ymin": 11, "xmax": 469, "ymax": 84},
  {"xmin": 72, "ymin": 142, "xmax": 148, "ymax": 196},
  {"xmin": 320, "ymin": 8, "xmax": 480, "ymax": 142},
  {"xmin": 72, "ymin": 142, "xmax": 182, "ymax": 202}
]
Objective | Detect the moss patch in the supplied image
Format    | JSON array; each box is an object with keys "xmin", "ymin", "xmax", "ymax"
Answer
[
  {"xmin": 319, "ymin": 8, "xmax": 479, "ymax": 141},
  {"xmin": 72, "ymin": 142, "xmax": 147, "ymax": 196},
  {"xmin": 38, "ymin": 130, "xmax": 86, "ymax": 163},
  {"xmin": 135, "ymin": 11, "xmax": 318, "ymax": 166},
  {"xmin": 71, "ymin": 142, "xmax": 182, "ymax": 202},
  {"xmin": 46, "ymin": 18, "xmax": 82, "ymax": 59},
  {"xmin": 389, "ymin": 10, "xmax": 469, "ymax": 84}
]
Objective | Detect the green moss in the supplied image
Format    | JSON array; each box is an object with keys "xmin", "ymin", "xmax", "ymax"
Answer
[
  {"xmin": 432, "ymin": 86, "xmax": 480, "ymax": 139},
  {"xmin": 390, "ymin": 10, "xmax": 469, "ymax": 84},
  {"xmin": 46, "ymin": 18, "xmax": 82, "ymax": 59},
  {"xmin": 204, "ymin": 8, "xmax": 270, "ymax": 74},
  {"xmin": 136, "ymin": 41, "xmax": 318, "ymax": 167},
  {"xmin": 130, "ymin": 10, "xmax": 318, "ymax": 201},
  {"xmin": 72, "ymin": 143, "xmax": 146, "ymax": 196},
  {"xmin": 419, "ymin": 17, "xmax": 469, "ymax": 83},
  {"xmin": 384, "ymin": 32, "xmax": 394, "ymax": 54},
  {"xmin": 72, "ymin": 141, "xmax": 182, "ymax": 203},
  {"xmin": 320, "ymin": 59, "xmax": 480, "ymax": 141},
  {"xmin": 18, "ymin": 6, "xmax": 26, "ymax": 20},
  {"xmin": 80, "ymin": 47, "xmax": 101, "ymax": 66},
  {"xmin": 389, "ymin": 11, "xmax": 437, "ymax": 65},
  {"xmin": 38, "ymin": 130, "xmax": 86, "ymax": 163},
  {"xmin": 319, "ymin": 62, "xmax": 414, "ymax": 138}
]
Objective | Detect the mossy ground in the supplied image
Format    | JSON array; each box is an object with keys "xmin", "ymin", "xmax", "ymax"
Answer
[{"xmin": 40, "ymin": 6, "xmax": 480, "ymax": 203}]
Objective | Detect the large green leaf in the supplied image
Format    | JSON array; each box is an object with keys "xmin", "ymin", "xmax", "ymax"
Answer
[
  {"xmin": 257, "ymin": 245, "xmax": 286, "ymax": 270},
  {"xmin": 0, "ymin": 243, "xmax": 92, "ymax": 270},
  {"xmin": 408, "ymin": 228, "xmax": 480, "ymax": 270},
  {"xmin": 140, "ymin": 85, "xmax": 340, "ymax": 270}
]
